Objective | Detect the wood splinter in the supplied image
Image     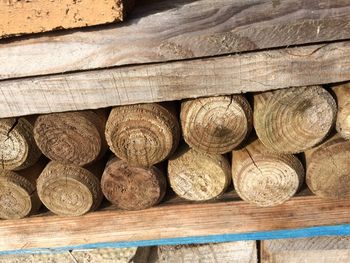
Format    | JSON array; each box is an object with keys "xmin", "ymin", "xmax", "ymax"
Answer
[
  {"xmin": 0, "ymin": 117, "xmax": 41, "ymax": 171},
  {"xmin": 34, "ymin": 110, "xmax": 107, "ymax": 167},
  {"xmin": 37, "ymin": 161, "xmax": 103, "ymax": 216},
  {"xmin": 105, "ymin": 103, "xmax": 180, "ymax": 167},
  {"xmin": 101, "ymin": 157, "xmax": 167, "ymax": 210},
  {"xmin": 254, "ymin": 85, "xmax": 336, "ymax": 153},
  {"xmin": 181, "ymin": 95, "xmax": 253, "ymax": 154},
  {"xmin": 306, "ymin": 134, "xmax": 350, "ymax": 200},
  {"xmin": 0, "ymin": 160, "xmax": 46, "ymax": 219},
  {"xmin": 168, "ymin": 145, "xmax": 231, "ymax": 201},
  {"xmin": 232, "ymin": 139, "xmax": 304, "ymax": 207}
]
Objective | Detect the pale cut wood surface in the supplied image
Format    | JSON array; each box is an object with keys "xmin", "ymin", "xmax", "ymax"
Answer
[
  {"xmin": 332, "ymin": 83, "xmax": 350, "ymax": 140},
  {"xmin": 0, "ymin": 0, "xmax": 131, "ymax": 38},
  {"xmin": 1, "ymin": 41, "xmax": 350, "ymax": 118},
  {"xmin": 142, "ymin": 241, "xmax": 257, "ymax": 263},
  {"xmin": 1, "ymin": 0, "xmax": 350, "ymax": 80},
  {"xmin": 1, "ymin": 194, "xmax": 350, "ymax": 252},
  {"xmin": 261, "ymin": 237, "xmax": 350, "ymax": 263}
]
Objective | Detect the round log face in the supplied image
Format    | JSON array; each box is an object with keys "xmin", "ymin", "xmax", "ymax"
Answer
[
  {"xmin": 233, "ymin": 154, "xmax": 304, "ymax": 207},
  {"xmin": 332, "ymin": 83, "xmax": 350, "ymax": 140},
  {"xmin": 101, "ymin": 158, "xmax": 166, "ymax": 210},
  {"xmin": 306, "ymin": 137, "xmax": 350, "ymax": 199},
  {"xmin": 105, "ymin": 104, "xmax": 180, "ymax": 167},
  {"xmin": 34, "ymin": 111, "xmax": 105, "ymax": 166},
  {"xmin": 181, "ymin": 95, "xmax": 252, "ymax": 154},
  {"xmin": 0, "ymin": 171, "xmax": 37, "ymax": 219},
  {"xmin": 0, "ymin": 118, "xmax": 41, "ymax": 170},
  {"xmin": 254, "ymin": 86, "xmax": 336, "ymax": 153},
  {"xmin": 37, "ymin": 162, "xmax": 102, "ymax": 216},
  {"xmin": 168, "ymin": 146, "xmax": 231, "ymax": 201}
]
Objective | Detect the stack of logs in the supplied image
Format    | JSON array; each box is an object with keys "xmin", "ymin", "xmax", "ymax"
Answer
[{"xmin": 0, "ymin": 83, "xmax": 349, "ymax": 219}]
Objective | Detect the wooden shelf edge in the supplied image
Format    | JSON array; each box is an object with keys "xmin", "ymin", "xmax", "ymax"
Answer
[{"xmin": 1, "ymin": 194, "xmax": 350, "ymax": 253}]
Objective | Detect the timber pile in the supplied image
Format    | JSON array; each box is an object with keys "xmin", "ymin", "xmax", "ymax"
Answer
[{"xmin": 0, "ymin": 83, "xmax": 348, "ymax": 219}]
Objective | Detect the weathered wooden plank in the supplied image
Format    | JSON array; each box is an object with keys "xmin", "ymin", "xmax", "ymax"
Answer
[
  {"xmin": 1, "ymin": 194, "xmax": 350, "ymax": 252},
  {"xmin": 0, "ymin": 0, "xmax": 133, "ymax": 39},
  {"xmin": 1, "ymin": 0, "xmax": 350, "ymax": 80},
  {"xmin": 261, "ymin": 237, "xmax": 350, "ymax": 263},
  {"xmin": 0, "ymin": 41, "xmax": 350, "ymax": 118}
]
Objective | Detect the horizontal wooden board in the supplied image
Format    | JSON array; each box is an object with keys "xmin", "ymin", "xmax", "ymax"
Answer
[
  {"xmin": 1, "ymin": 194, "xmax": 350, "ymax": 253},
  {"xmin": 1, "ymin": 41, "xmax": 350, "ymax": 118},
  {"xmin": 0, "ymin": 0, "xmax": 132, "ymax": 39},
  {"xmin": 0, "ymin": 0, "xmax": 350, "ymax": 79},
  {"xmin": 261, "ymin": 237, "xmax": 350, "ymax": 263}
]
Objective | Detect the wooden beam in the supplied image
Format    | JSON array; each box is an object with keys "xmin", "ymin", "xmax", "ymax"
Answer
[
  {"xmin": 0, "ymin": 0, "xmax": 133, "ymax": 39},
  {"xmin": 0, "ymin": 0, "xmax": 350, "ymax": 80},
  {"xmin": 0, "ymin": 41, "xmax": 350, "ymax": 118},
  {"xmin": 1, "ymin": 194, "xmax": 350, "ymax": 252},
  {"xmin": 261, "ymin": 237, "xmax": 350, "ymax": 263}
]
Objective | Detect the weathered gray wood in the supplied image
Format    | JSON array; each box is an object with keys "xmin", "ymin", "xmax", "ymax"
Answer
[
  {"xmin": 261, "ymin": 237, "xmax": 350, "ymax": 263},
  {"xmin": 1, "ymin": 0, "xmax": 350, "ymax": 80},
  {"xmin": 0, "ymin": 41, "xmax": 349, "ymax": 118}
]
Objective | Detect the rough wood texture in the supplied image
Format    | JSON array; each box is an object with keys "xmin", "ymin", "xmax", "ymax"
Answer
[
  {"xmin": 232, "ymin": 139, "xmax": 304, "ymax": 207},
  {"xmin": 0, "ymin": 0, "xmax": 132, "ymax": 38},
  {"xmin": 34, "ymin": 110, "xmax": 107, "ymax": 166},
  {"xmin": 181, "ymin": 95, "xmax": 252, "ymax": 154},
  {"xmin": 168, "ymin": 145, "xmax": 231, "ymax": 201},
  {"xmin": 1, "ymin": 194, "xmax": 350, "ymax": 252},
  {"xmin": 37, "ymin": 161, "xmax": 103, "ymax": 216},
  {"xmin": 332, "ymin": 83, "xmax": 350, "ymax": 140},
  {"xmin": 1, "ymin": 41, "xmax": 350, "ymax": 119},
  {"xmin": 101, "ymin": 157, "xmax": 167, "ymax": 210},
  {"xmin": 1, "ymin": 0, "xmax": 350, "ymax": 80},
  {"xmin": 143, "ymin": 241, "xmax": 257, "ymax": 263},
  {"xmin": 0, "ymin": 160, "xmax": 45, "ymax": 219},
  {"xmin": 105, "ymin": 103, "xmax": 180, "ymax": 168},
  {"xmin": 254, "ymin": 86, "xmax": 336, "ymax": 154},
  {"xmin": 261, "ymin": 237, "xmax": 350, "ymax": 263},
  {"xmin": 305, "ymin": 134, "xmax": 350, "ymax": 200},
  {"xmin": 0, "ymin": 117, "xmax": 41, "ymax": 170}
]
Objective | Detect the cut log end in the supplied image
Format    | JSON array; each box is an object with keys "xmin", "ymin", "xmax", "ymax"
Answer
[
  {"xmin": 101, "ymin": 157, "xmax": 167, "ymax": 210},
  {"xmin": 332, "ymin": 83, "xmax": 350, "ymax": 140},
  {"xmin": 105, "ymin": 103, "xmax": 180, "ymax": 167},
  {"xmin": 181, "ymin": 95, "xmax": 253, "ymax": 154},
  {"xmin": 168, "ymin": 145, "xmax": 231, "ymax": 201},
  {"xmin": 232, "ymin": 139, "xmax": 304, "ymax": 207},
  {"xmin": 306, "ymin": 135, "xmax": 350, "ymax": 200},
  {"xmin": 0, "ymin": 117, "xmax": 41, "ymax": 171},
  {"xmin": 0, "ymin": 170, "xmax": 40, "ymax": 219},
  {"xmin": 37, "ymin": 162, "xmax": 103, "ymax": 216},
  {"xmin": 34, "ymin": 111, "xmax": 106, "ymax": 166},
  {"xmin": 254, "ymin": 86, "xmax": 336, "ymax": 153}
]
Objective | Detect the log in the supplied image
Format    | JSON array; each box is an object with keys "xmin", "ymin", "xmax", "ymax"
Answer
[
  {"xmin": 101, "ymin": 157, "xmax": 167, "ymax": 210},
  {"xmin": 0, "ymin": 117, "xmax": 41, "ymax": 170},
  {"xmin": 0, "ymin": 0, "xmax": 133, "ymax": 38},
  {"xmin": 2, "ymin": 41, "xmax": 350, "ymax": 119},
  {"xmin": 0, "ymin": 159, "xmax": 46, "ymax": 219},
  {"xmin": 254, "ymin": 86, "xmax": 336, "ymax": 154},
  {"xmin": 105, "ymin": 103, "xmax": 180, "ymax": 167},
  {"xmin": 1, "ymin": 0, "xmax": 350, "ymax": 80},
  {"xmin": 36, "ymin": 161, "xmax": 103, "ymax": 216},
  {"xmin": 332, "ymin": 83, "xmax": 350, "ymax": 140},
  {"xmin": 34, "ymin": 110, "xmax": 107, "ymax": 167},
  {"xmin": 168, "ymin": 145, "xmax": 231, "ymax": 201},
  {"xmin": 305, "ymin": 134, "xmax": 350, "ymax": 199},
  {"xmin": 232, "ymin": 139, "xmax": 304, "ymax": 207},
  {"xmin": 180, "ymin": 95, "xmax": 252, "ymax": 154}
]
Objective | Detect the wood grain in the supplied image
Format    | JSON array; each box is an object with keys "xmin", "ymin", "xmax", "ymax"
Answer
[
  {"xmin": 332, "ymin": 83, "xmax": 350, "ymax": 140},
  {"xmin": 1, "ymin": 194, "xmax": 350, "ymax": 252},
  {"xmin": 1, "ymin": 0, "xmax": 350, "ymax": 80},
  {"xmin": 0, "ymin": 0, "xmax": 132, "ymax": 38},
  {"xmin": 1, "ymin": 41, "xmax": 350, "ymax": 118},
  {"xmin": 142, "ymin": 241, "xmax": 257, "ymax": 263},
  {"xmin": 261, "ymin": 237, "xmax": 350, "ymax": 263}
]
